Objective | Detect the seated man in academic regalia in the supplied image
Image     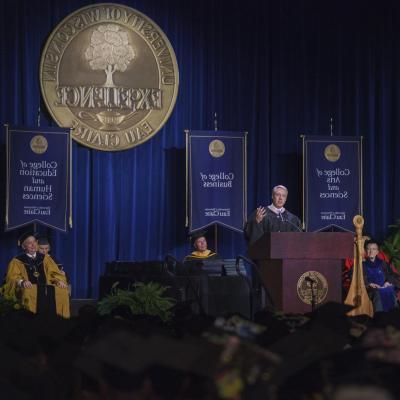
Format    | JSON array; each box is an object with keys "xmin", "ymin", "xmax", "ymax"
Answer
[
  {"xmin": 363, "ymin": 239, "xmax": 399, "ymax": 312},
  {"xmin": 184, "ymin": 230, "xmax": 220, "ymax": 261},
  {"xmin": 5, "ymin": 232, "xmax": 70, "ymax": 318},
  {"xmin": 37, "ymin": 236, "xmax": 66, "ymax": 276}
]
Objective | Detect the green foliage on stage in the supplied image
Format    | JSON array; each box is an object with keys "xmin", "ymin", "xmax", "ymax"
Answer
[
  {"xmin": 0, "ymin": 283, "xmax": 25, "ymax": 316},
  {"xmin": 97, "ymin": 281, "xmax": 176, "ymax": 322},
  {"xmin": 382, "ymin": 219, "xmax": 400, "ymax": 272}
]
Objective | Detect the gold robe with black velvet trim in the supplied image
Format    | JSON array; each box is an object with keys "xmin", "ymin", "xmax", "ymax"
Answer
[{"xmin": 5, "ymin": 253, "xmax": 70, "ymax": 318}]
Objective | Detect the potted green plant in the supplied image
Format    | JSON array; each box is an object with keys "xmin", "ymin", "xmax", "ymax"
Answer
[
  {"xmin": 381, "ymin": 219, "xmax": 400, "ymax": 272},
  {"xmin": 97, "ymin": 281, "xmax": 176, "ymax": 322},
  {"xmin": 0, "ymin": 282, "xmax": 25, "ymax": 316}
]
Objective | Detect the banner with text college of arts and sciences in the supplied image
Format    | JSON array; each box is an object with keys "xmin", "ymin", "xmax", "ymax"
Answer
[
  {"xmin": 303, "ymin": 136, "xmax": 362, "ymax": 232},
  {"xmin": 186, "ymin": 130, "xmax": 247, "ymax": 233},
  {"xmin": 5, "ymin": 125, "xmax": 71, "ymax": 232}
]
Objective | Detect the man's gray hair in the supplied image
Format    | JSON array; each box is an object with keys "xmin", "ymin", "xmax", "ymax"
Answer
[{"xmin": 272, "ymin": 185, "xmax": 288, "ymax": 194}]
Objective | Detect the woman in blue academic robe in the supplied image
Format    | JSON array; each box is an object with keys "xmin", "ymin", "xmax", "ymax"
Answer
[{"xmin": 363, "ymin": 239, "xmax": 399, "ymax": 312}]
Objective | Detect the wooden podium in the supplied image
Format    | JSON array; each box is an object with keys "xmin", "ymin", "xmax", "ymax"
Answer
[{"xmin": 248, "ymin": 232, "xmax": 353, "ymax": 313}]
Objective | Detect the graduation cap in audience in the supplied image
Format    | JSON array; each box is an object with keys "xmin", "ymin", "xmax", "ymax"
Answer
[
  {"xmin": 0, "ymin": 380, "xmax": 30, "ymax": 400},
  {"xmin": 76, "ymin": 330, "xmax": 222, "ymax": 379},
  {"xmin": 0, "ymin": 313, "xmax": 76, "ymax": 349},
  {"xmin": 268, "ymin": 302, "xmax": 356, "ymax": 385},
  {"xmin": 0, "ymin": 319, "xmax": 79, "ymax": 400},
  {"xmin": 310, "ymin": 301, "xmax": 356, "ymax": 333},
  {"xmin": 0, "ymin": 344, "xmax": 31, "ymax": 400},
  {"xmin": 17, "ymin": 231, "xmax": 38, "ymax": 246},
  {"xmin": 371, "ymin": 308, "xmax": 400, "ymax": 329}
]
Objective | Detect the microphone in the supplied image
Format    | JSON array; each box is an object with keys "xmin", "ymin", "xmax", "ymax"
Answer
[
  {"xmin": 304, "ymin": 276, "xmax": 316, "ymax": 284},
  {"xmin": 279, "ymin": 213, "xmax": 303, "ymax": 232}
]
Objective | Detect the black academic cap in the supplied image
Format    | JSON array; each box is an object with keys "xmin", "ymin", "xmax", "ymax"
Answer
[
  {"xmin": 372, "ymin": 308, "xmax": 400, "ymax": 329},
  {"xmin": 190, "ymin": 230, "xmax": 208, "ymax": 243},
  {"xmin": 76, "ymin": 331, "xmax": 221, "ymax": 379},
  {"xmin": 17, "ymin": 231, "xmax": 38, "ymax": 246},
  {"xmin": 37, "ymin": 236, "xmax": 50, "ymax": 246},
  {"xmin": 306, "ymin": 301, "xmax": 357, "ymax": 339},
  {"xmin": 269, "ymin": 322, "xmax": 351, "ymax": 386},
  {"xmin": 364, "ymin": 238, "xmax": 380, "ymax": 250},
  {"xmin": 315, "ymin": 301, "xmax": 355, "ymax": 318},
  {"xmin": 0, "ymin": 379, "xmax": 30, "ymax": 400},
  {"xmin": 0, "ymin": 312, "xmax": 76, "ymax": 347},
  {"xmin": 268, "ymin": 302, "xmax": 357, "ymax": 386}
]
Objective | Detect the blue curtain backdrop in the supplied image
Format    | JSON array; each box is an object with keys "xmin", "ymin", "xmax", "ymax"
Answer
[{"xmin": 1, "ymin": 0, "xmax": 399, "ymax": 297}]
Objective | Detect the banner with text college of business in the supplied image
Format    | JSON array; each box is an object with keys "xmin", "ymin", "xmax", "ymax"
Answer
[
  {"xmin": 6, "ymin": 125, "xmax": 70, "ymax": 232},
  {"xmin": 187, "ymin": 130, "xmax": 247, "ymax": 233},
  {"xmin": 303, "ymin": 136, "xmax": 362, "ymax": 232}
]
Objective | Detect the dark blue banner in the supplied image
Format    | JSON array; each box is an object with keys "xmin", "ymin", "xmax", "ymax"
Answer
[
  {"xmin": 187, "ymin": 130, "xmax": 247, "ymax": 233},
  {"xmin": 303, "ymin": 136, "xmax": 362, "ymax": 232},
  {"xmin": 6, "ymin": 125, "xmax": 71, "ymax": 232}
]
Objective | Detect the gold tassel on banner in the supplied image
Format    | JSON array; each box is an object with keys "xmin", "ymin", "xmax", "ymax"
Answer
[{"xmin": 344, "ymin": 215, "xmax": 374, "ymax": 317}]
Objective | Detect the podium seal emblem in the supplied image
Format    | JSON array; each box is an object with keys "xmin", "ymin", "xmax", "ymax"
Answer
[
  {"xmin": 40, "ymin": 4, "xmax": 179, "ymax": 151},
  {"xmin": 297, "ymin": 271, "xmax": 328, "ymax": 305}
]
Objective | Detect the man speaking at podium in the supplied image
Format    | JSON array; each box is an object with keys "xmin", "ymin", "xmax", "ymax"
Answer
[{"xmin": 245, "ymin": 185, "xmax": 302, "ymax": 245}]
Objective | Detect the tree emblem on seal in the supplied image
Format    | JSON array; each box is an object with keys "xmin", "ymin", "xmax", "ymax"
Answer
[{"xmin": 85, "ymin": 24, "xmax": 136, "ymax": 87}]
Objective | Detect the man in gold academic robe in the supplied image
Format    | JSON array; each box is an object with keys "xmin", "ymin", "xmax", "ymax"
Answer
[
  {"xmin": 184, "ymin": 230, "xmax": 220, "ymax": 261},
  {"xmin": 5, "ymin": 232, "xmax": 70, "ymax": 318}
]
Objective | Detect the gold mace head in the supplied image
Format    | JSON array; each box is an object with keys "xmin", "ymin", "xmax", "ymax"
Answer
[{"xmin": 353, "ymin": 215, "xmax": 364, "ymax": 228}]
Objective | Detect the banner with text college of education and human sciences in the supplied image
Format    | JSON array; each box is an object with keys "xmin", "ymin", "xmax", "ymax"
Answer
[
  {"xmin": 186, "ymin": 130, "xmax": 247, "ymax": 233},
  {"xmin": 5, "ymin": 125, "xmax": 71, "ymax": 232},
  {"xmin": 303, "ymin": 136, "xmax": 362, "ymax": 232}
]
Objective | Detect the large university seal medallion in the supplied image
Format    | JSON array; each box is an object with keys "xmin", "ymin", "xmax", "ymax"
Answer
[{"xmin": 40, "ymin": 4, "xmax": 179, "ymax": 151}]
